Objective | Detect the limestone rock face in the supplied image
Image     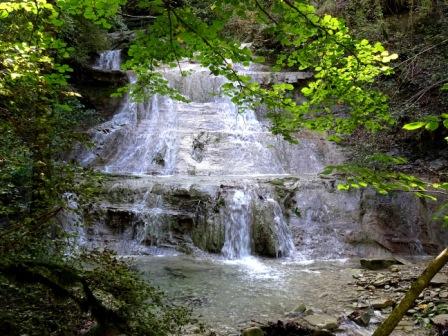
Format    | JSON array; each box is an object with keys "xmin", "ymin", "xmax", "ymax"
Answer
[{"xmin": 356, "ymin": 190, "xmax": 448, "ymax": 255}]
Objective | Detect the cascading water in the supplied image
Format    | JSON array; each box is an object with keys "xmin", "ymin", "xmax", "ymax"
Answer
[
  {"xmin": 221, "ymin": 190, "xmax": 252, "ymax": 259},
  {"xmin": 82, "ymin": 51, "xmax": 180, "ymax": 175},
  {"xmin": 81, "ymin": 49, "xmax": 434, "ymax": 261},
  {"xmin": 79, "ymin": 52, "xmax": 307, "ymax": 259},
  {"xmin": 93, "ymin": 49, "xmax": 121, "ymax": 71},
  {"xmin": 267, "ymin": 198, "xmax": 296, "ymax": 258}
]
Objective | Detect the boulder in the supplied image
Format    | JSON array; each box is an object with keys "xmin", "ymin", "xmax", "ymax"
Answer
[
  {"xmin": 360, "ymin": 258, "xmax": 400, "ymax": 270},
  {"xmin": 430, "ymin": 274, "xmax": 448, "ymax": 286},
  {"xmin": 432, "ymin": 314, "xmax": 448, "ymax": 326},
  {"xmin": 348, "ymin": 308, "xmax": 372, "ymax": 326},
  {"xmin": 303, "ymin": 314, "xmax": 339, "ymax": 331},
  {"xmin": 370, "ymin": 297, "xmax": 395, "ymax": 309},
  {"xmin": 242, "ymin": 326, "xmax": 264, "ymax": 336}
]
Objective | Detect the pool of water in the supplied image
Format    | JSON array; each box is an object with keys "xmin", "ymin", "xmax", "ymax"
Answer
[{"xmin": 134, "ymin": 255, "xmax": 366, "ymax": 335}]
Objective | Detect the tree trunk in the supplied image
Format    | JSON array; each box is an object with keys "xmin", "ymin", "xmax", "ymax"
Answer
[{"xmin": 372, "ymin": 247, "xmax": 448, "ymax": 336}]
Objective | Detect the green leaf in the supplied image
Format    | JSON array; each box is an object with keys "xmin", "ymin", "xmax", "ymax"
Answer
[
  {"xmin": 425, "ymin": 121, "xmax": 439, "ymax": 131},
  {"xmin": 403, "ymin": 122, "xmax": 426, "ymax": 130}
]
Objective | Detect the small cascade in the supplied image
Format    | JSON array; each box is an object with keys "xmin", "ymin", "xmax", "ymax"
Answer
[
  {"xmin": 132, "ymin": 194, "xmax": 166, "ymax": 246},
  {"xmin": 267, "ymin": 198, "xmax": 296, "ymax": 258},
  {"xmin": 221, "ymin": 190, "xmax": 253, "ymax": 259},
  {"xmin": 102, "ymin": 93, "xmax": 180, "ymax": 175},
  {"xmin": 82, "ymin": 51, "xmax": 181, "ymax": 175},
  {"xmin": 93, "ymin": 50, "xmax": 121, "ymax": 71}
]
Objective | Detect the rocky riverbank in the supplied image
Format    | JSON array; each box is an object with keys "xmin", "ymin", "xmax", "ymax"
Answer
[{"xmin": 235, "ymin": 258, "xmax": 448, "ymax": 336}]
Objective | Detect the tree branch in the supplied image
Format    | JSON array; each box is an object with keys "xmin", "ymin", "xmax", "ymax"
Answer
[
  {"xmin": 167, "ymin": 9, "xmax": 183, "ymax": 74},
  {"xmin": 373, "ymin": 247, "xmax": 448, "ymax": 336},
  {"xmin": 254, "ymin": 0, "xmax": 278, "ymax": 24},
  {"xmin": 171, "ymin": 9, "xmax": 246, "ymax": 89},
  {"xmin": 119, "ymin": 12, "xmax": 156, "ymax": 19}
]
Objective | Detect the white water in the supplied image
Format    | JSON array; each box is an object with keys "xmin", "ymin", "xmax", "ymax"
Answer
[
  {"xmin": 221, "ymin": 190, "xmax": 252, "ymax": 259},
  {"xmin": 268, "ymin": 198, "xmax": 296, "ymax": 258},
  {"xmin": 93, "ymin": 50, "xmax": 121, "ymax": 71}
]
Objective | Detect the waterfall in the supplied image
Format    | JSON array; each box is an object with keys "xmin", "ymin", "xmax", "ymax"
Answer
[
  {"xmin": 93, "ymin": 50, "xmax": 121, "ymax": 71},
  {"xmin": 59, "ymin": 193, "xmax": 87, "ymax": 252},
  {"xmin": 267, "ymin": 198, "xmax": 296, "ymax": 258},
  {"xmin": 132, "ymin": 193, "xmax": 167, "ymax": 246},
  {"xmin": 74, "ymin": 50, "xmax": 445, "ymax": 261},
  {"xmin": 80, "ymin": 52, "xmax": 310, "ymax": 259},
  {"xmin": 221, "ymin": 190, "xmax": 252, "ymax": 259}
]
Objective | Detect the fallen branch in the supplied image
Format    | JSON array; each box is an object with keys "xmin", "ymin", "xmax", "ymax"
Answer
[{"xmin": 372, "ymin": 247, "xmax": 448, "ymax": 336}]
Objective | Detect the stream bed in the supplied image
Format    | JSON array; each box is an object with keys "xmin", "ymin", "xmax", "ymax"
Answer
[{"xmin": 134, "ymin": 255, "xmax": 367, "ymax": 335}]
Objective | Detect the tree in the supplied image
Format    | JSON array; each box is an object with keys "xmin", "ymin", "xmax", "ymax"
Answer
[{"xmin": 0, "ymin": 1, "xmax": 189, "ymax": 334}]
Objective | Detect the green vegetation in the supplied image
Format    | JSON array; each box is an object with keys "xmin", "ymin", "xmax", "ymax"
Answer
[
  {"xmin": 0, "ymin": 0, "xmax": 446, "ymax": 335},
  {"xmin": 0, "ymin": 1, "xmax": 189, "ymax": 334}
]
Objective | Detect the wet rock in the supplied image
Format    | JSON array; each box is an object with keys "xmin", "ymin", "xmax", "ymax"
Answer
[
  {"xmin": 252, "ymin": 201, "xmax": 281, "ymax": 258},
  {"xmin": 293, "ymin": 303, "xmax": 307, "ymax": 313},
  {"xmin": 191, "ymin": 132, "xmax": 211, "ymax": 163},
  {"xmin": 432, "ymin": 314, "xmax": 448, "ymax": 326},
  {"xmin": 303, "ymin": 314, "xmax": 339, "ymax": 331},
  {"xmin": 439, "ymin": 291, "xmax": 448, "ymax": 299},
  {"xmin": 389, "ymin": 265, "xmax": 400, "ymax": 273},
  {"xmin": 360, "ymin": 258, "xmax": 400, "ymax": 270},
  {"xmin": 431, "ymin": 274, "xmax": 448, "ymax": 286},
  {"xmin": 348, "ymin": 308, "xmax": 372, "ymax": 326},
  {"xmin": 108, "ymin": 31, "xmax": 136, "ymax": 50},
  {"xmin": 242, "ymin": 326, "xmax": 264, "ymax": 336},
  {"xmin": 261, "ymin": 320, "xmax": 334, "ymax": 336},
  {"xmin": 370, "ymin": 297, "xmax": 395, "ymax": 309},
  {"xmin": 372, "ymin": 275, "xmax": 390, "ymax": 287}
]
